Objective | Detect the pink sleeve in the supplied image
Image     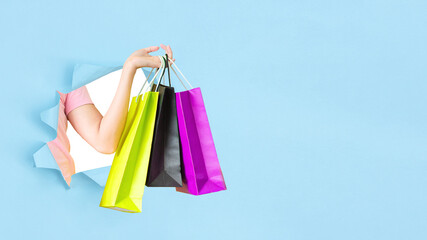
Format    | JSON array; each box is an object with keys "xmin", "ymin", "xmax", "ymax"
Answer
[{"xmin": 65, "ymin": 85, "xmax": 94, "ymax": 115}]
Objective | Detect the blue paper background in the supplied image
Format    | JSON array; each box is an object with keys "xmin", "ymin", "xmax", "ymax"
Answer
[{"xmin": 1, "ymin": 1, "xmax": 427, "ymax": 239}]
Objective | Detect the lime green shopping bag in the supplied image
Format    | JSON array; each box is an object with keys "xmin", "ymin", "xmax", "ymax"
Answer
[
  {"xmin": 100, "ymin": 56, "xmax": 167, "ymax": 213},
  {"xmin": 100, "ymin": 91, "xmax": 158, "ymax": 212}
]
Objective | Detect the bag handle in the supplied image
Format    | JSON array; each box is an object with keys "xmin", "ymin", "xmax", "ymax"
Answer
[
  {"xmin": 135, "ymin": 56, "xmax": 165, "ymax": 102},
  {"xmin": 165, "ymin": 54, "xmax": 171, "ymax": 87},
  {"xmin": 155, "ymin": 55, "xmax": 169, "ymax": 91},
  {"xmin": 156, "ymin": 54, "xmax": 171, "ymax": 88},
  {"xmin": 165, "ymin": 56, "xmax": 193, "ymax": 90}
]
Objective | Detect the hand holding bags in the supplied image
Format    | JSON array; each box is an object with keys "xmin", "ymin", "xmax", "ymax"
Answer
[
  {"xmin": 146, "ymin": 55, "xmax": 183, "ymax": 187},
  {"xmin": 100, "ymin": 54, "xmax": 226, "ymax": 213},
  {"xmin": 169, "ymin": 60, "xmax": 227, "ymax": 195},
  {"xmin": 99, "ymin": 57, "xmax": 166, "ymax": 212}
]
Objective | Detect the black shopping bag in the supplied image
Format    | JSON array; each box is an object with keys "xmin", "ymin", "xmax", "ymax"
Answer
[{"xmin": 146, "ymin": 55, "xmax": 182, "ymax": 187}]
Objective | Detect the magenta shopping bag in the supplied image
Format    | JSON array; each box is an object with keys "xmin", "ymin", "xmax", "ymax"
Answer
[{"xmin": 170, "ymin": 62, "xmax": 226, "ymax": 195}]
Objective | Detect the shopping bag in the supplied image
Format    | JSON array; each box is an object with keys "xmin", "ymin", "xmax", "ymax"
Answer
[
  {"xmin": 169, "ymin": 60, "xmax": 226, "ymax": 195},
  {"xmin": 100, "ymin": 58, "xmax": 166, "ymax": 212},
  {"xmin": 146, "ymin": 56, "xmax": 183, "ymax": 187}
]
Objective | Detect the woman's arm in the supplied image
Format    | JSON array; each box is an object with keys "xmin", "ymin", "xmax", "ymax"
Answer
[{"xmin": 67, "ymin": 45, "xmax": 174, "ymax": 154}]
